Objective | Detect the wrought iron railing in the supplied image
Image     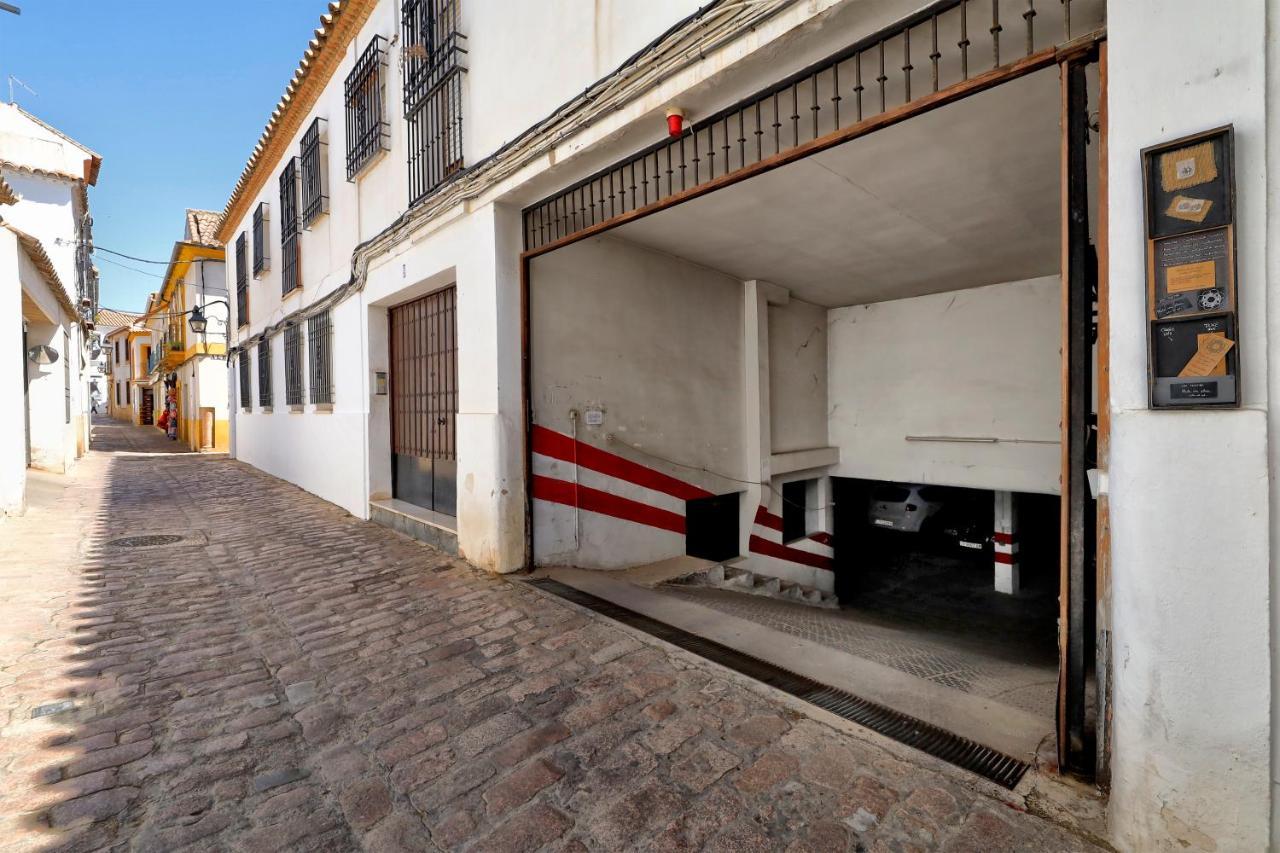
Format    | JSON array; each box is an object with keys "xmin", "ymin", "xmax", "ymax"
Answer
[
  {"xmin": 345, "ymin": 35, "xmax": 390, "ymax": 181},
  {"xmin": 522, "ymin": 0, "xmax": 1102, "ymax": 251},
  {"xmin": 284, "ymin": 323, "xmax": 304, "ymax": 405},
  {"xmin": 307, "ymin": 310, "xmax": 334, "ymax": 405},
  {"xmin": 300, "ymin": 118, "xmax": 329, "ymax": 227},
  {"xmin": 257, "ymin": 339, "xmax": 273, "ymax": 408},
  {"xmin": 280, "ymin": 158, "xmax": 301, "ymax": 296},
  {"xmin": 252, "ymin": 201, "xmax": 270, "ymax": 276},
  {"xmin": 404, "ymin": 0, "xmax": 466, "ymax": 206}
]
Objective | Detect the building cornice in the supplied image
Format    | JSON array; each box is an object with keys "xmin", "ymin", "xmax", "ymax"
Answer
[{"xmin": 216, "ymin": 0, "xmax": 377, "ymax": 244}]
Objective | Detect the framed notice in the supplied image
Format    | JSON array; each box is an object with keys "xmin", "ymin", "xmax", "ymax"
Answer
[{"xmin": 1143, "ymin": 126, "xmax": 1239, "ymax": 408}]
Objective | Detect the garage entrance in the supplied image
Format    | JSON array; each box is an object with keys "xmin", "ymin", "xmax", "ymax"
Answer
[{"xmin": 521, "ymin": 0, "xmax": 1104, "ymax": 778}]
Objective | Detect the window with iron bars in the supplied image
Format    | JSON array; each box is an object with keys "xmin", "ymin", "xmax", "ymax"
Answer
[
  {"xmin": 284, "ymin": 323, "xmax": 305, "ymax": 406},
  {"xmin": 253, "ymin": 202, "xmax": 270, "ymax": 276},
  {"xmin": 257, "ymin": 339, "xmax": 273, "ymax": 409},
  {"xmin": 403, "ymin": 0, "xmax": 466, "ymax": 206},
  {"xmin": 238, "ymin": 350, "xmax": 251, "ymax": 409},
  {"xmin": 307, "ymin": 310, "xmax": 333, "ymax": 405},
  {"xmin": 235, "ymin": 232, "xmax": 249, "ymax": 328},
  {"xmin": 279, "ymin": 160, "xmax": 301, "ymax": 296},
  {"xmin": 345, "ymin": 36, "xmax": 389, "ymax": 180},
  {"xmin": 63, "ymin": 330, "xmax": 70, "ymax": 425},
  {"xmin": 300, "ymin": 118, "xmax": 329, "ymax": 227}
]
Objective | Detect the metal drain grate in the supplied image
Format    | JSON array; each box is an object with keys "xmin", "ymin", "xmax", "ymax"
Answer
[
  {"xmin": 106, "ymin": 534, "xmax": 185, "ymax": 548},
  {"xmin": 527, "ymin": 578, "xmax": 1030, "ymax": 789}
]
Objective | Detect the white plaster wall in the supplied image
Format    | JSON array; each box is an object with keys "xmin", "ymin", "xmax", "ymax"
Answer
[
  {"xmin": 1, "ymin": 171, "xmax": 79, "ymax": 297},
  {"xmin": 1106, "ymin": 2, "xmax": 1272, "ymax": 851},
  {"xmin": 827, "ymin": 276, "xmax": 1061, "ymax": 495},
  {"xmin": 528, "ymin": 234, "xmax": 745, "ymax": 568},
  {"xmin": 769, "ymin": 297, "xmax": 828, "ymax": 453},
  {"xmin": 0, "ymin": 231, "xmax": 27, "ymax": 516},
  {"xmin": 233, "ymin": 294, "xmax": 366, "ymax": 519}
]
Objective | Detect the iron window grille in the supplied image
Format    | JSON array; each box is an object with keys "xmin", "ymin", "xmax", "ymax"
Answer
[
  {"xmin": 307, "ymin": 310, "xmax": 333, "ymax": 405},
  {"xmin": 279, "ymin": 159, "xmax": 301, "ymax": 296},
  {"xmin": 300, "ymin": 118, "xmax": 329, "ymax": 227},
  {"xmin": 253, "ymin": 202, "xmax": 270, "ymax": 276},
  {"xmin": 257, "ymin": 339, "xmax": 273, "ymax": 409},
  {"xmin": 403, "ymin": 0, "xmax": 467, "ymax": 206},
  {"xmin": 284, "ymin": 323, "xmax": 305, "ymax": 406},
  {"xmin": 235, "ymin": 232, "xmax": 249, "ymax": 328},
  {"xmin": 345, "ymin": 36, "xmax": 390, "ymax": 180},
  {"xmin": 63, "ymin": 330, "xmax": 70, "ymax": 425},
  {"xmin": 238, "ymin": 351, "xmax": 251, "ymax": 409}
]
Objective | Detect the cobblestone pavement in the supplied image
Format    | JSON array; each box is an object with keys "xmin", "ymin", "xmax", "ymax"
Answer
[
  {"xmin": 658, "ymin": 586, "xmax": 1058, "ymax": 718},
  {"xmin": 0, "ymin": 419, "xmax": 1104, "ymax": 852}
]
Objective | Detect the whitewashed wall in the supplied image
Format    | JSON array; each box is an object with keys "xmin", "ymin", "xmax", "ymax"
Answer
[
  {"xmin": 0, "ymin": 231, "xmax": 27, "ymax": 516},
  {"xmin": 1106, "ymin": 1, "xmax": 1273, "ymax": 851},
  {"xmin": 827, "ymin": 276, "xmax": 1061, "ymax": 495}
]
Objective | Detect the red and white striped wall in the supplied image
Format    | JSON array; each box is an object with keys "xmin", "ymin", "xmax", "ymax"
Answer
[
  {"xmin": 530, "ymin": 424, "xmax": 834, "ymax": 589},
  {"xmin": 748, "ymin": 505, "xmax": 835, "ymax": 592}
]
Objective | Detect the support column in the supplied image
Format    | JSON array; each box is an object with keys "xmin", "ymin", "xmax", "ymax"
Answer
[
  {"xmin": 993, "ymin": 490, "xmax": 1020, "ymax": 594},
  {"xmin": 740, "ymin": 279, "xmax": 789, "ymax": 555}
]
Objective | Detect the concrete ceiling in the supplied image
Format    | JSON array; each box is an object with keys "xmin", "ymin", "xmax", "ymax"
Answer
[{"xmin": 610, "ymin": 67, "xmax": 1062, "ymax": 307}]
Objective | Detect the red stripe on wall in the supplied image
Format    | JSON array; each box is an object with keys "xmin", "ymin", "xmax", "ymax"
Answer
[
  {"xmin": 754, "ymin": 505, "xmax": 783, "ymax": 532},
  {"xmin": 992, "ymin": 532, "xmax": 1015, "ymax": 545},
  {"xmin": 994, "ymin": 551, "xmax": 1016, "ymax": 565},
  {"xmin": 532, "ymin": 425, "xmax": 713, "ymax": 502},
  {"xmin": 809, "ymin": 531, "xmax": 833, "ymax": 546},
  {"xmin": 531, "ymin": 474, "xmax": 686, "ymax": 534},
  {"xmin": 748, "ymin": 535, "xmax": 833, "ymax": 572}
]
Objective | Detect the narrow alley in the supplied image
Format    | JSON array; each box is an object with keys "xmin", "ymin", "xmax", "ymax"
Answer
[{"xmin": 0, "ymin": 419, "xmax": 1102, "ymax": 852}]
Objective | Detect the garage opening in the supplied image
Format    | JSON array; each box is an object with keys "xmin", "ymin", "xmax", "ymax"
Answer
[{"xmin": 523, "ymin": 12, "xmax": 1103, "ymax": 775}]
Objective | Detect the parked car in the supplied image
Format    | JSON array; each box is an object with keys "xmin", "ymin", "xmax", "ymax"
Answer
[
  {"xmin": 866, "ymin": 483, "xmax": 947, "ymax": 533},
  {"xmin": 866, "ymin": 482, "xmax": 992, "ymax": 552}
]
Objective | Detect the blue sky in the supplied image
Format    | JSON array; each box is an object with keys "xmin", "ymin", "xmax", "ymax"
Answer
[{"xmin": 0, "ymin": 1, "xmax": 326, "ymax": 311}]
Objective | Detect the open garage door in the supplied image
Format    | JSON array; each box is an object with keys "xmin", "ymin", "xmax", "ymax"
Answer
[{"xmin": 521, "ymin": 2, "xmax": 1104, "ymax": 778}]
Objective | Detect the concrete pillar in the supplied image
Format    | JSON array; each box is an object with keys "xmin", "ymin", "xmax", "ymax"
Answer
[
  {"xmin": 740, "ymin": 279, "xmax": 789, "ymax": 554},
  {"xmin": 0, "ymin": 231, "xmax": 27, "ymax": 516},
  {"xmin": 993, "ymin": 490, "xmax": 1019, "ymax": 595}
]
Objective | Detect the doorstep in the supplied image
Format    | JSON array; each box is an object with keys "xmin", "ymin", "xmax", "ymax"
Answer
[{"xmin": 369, "ymin": 498, "xmax": 458, "ymax": 555}]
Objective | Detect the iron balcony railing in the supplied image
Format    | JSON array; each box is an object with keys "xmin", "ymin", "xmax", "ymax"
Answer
[
  {"xmin": 403, "ymin": 0, "xmax": 467, "ymax": 206},
  {"xmin": 523, "ymin": 0, "xmax": 1103, "ymax": 251}
]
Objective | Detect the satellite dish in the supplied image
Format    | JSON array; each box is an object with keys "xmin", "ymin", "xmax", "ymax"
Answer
[{"xmin": 27, "ymin": 345, "xmax": 58, "ymax": 365}]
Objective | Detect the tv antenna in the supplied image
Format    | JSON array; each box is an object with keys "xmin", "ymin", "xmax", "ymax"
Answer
[{"xmin": 8, "ymin": 75, "xmax": 35, "ymax": 104}]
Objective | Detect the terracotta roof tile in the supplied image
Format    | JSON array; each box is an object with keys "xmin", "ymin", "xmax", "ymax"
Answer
[
  {"xmin": 95, "ymin": 308, "xmax": 143, "ymax": 328},
  {"xmin": 185, "ymin": 209, "xmax": 225, "ymax": 247}
]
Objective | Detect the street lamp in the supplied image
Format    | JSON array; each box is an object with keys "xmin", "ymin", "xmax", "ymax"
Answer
[{"xmin": 187, "ymin": 299, "xmax": 229, "ymax": 334}]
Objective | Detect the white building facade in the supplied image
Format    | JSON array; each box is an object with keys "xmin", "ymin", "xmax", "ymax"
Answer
[
  {"xmin": 218, "ymin": 1, "xmax": 1280, "ymax": 849},
  {"xmin": 0, "ymin": 103, "xmax": 100, "ymax": 516}
]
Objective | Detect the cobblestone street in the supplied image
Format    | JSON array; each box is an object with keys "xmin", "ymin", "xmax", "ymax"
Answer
[{"xmin": 0, "ymin": 420, "xmax": 1104, "ymax": 852}]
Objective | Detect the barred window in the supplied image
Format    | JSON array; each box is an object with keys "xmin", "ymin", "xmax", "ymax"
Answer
[
  {"xmin": 284, "ymin": 324, "xmax": 304, "ymax": 406},
  {"xmin": 307, "ymin": 311, "xmax": 333, "ymax": 405},
  {"xmin": 235, "ymin": 232, "xmax": 249, "ymax": 328},
  {"xmin": 253, "ymin": 202, "xmax": 270, "ymax": 277},
  {"xmin": 257, "ymin": 339, "xmax": 273, "ymax": 409},
  {"xmin": 300, "ymin": 118, "xmax": 329, "ymax": 227},
  {"xmin": 238, "ymin": 350, "xmax": 251, "ymax": 409},
  {"xmin": 63, "ymin": 330, "xmax": 70, "ymax": 424},
  {"xmin": 345, "ymin": 36, "xmax": 389, "ymax": 180},
  {"xmin": 403, "ymin": 0, "xmax": 466, "ymax": 206},
  {"xmin": 279, "ymin": 160, "xmax": 301, "ymax": 296}
]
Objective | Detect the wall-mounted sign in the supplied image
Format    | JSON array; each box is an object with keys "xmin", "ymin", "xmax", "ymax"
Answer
[{"xmin": 1143, "ymin": 126, "xmax": 1239, "ymax": 408}]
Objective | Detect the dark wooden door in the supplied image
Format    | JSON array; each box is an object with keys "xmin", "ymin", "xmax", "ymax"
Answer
[{"xmin": 390, "ymin": 286, "xmax": 458, "ymax": 516}]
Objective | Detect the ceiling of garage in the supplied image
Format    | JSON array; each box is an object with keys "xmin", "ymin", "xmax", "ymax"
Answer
[{"xmin": 609, "ymin": 67, "xmax": 1063, "ymax": 308}]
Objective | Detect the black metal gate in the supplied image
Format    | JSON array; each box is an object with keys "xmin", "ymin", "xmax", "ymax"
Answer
[{"xmin": 390, "ymin": 286, "xmax": 457, "ymax": 516}]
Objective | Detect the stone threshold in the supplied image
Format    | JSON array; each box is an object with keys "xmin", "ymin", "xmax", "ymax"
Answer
[{"xmin": 369, "ymin": 498, "xmax": 458, "ymax": 555}]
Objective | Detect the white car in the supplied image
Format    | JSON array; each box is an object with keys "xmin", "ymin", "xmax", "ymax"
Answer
[{"xmin": 866, "ymin": 483, "xmax": 947, "ymax": 534}]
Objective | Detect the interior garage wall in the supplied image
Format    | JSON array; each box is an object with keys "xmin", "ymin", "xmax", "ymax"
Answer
[
  {"xmin": 769, "ymin": 297, "xmax": 828, "ymax": 453},
  {"xmin": 827, "ymin": 275, "xmax": 1061, "ymax": 494},
  {"xmin": 529, "ymin": 235, "xmax": 745, "ymax": 568}
]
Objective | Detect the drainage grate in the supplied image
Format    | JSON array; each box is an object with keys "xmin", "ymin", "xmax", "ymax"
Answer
[
  {"xmin": 527, "ymin": 578, "xmax": 1030, "ymax": 789},
  {"xmin": 106, "ymin": 534, "xmax": 185, "ymax": 548}
]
